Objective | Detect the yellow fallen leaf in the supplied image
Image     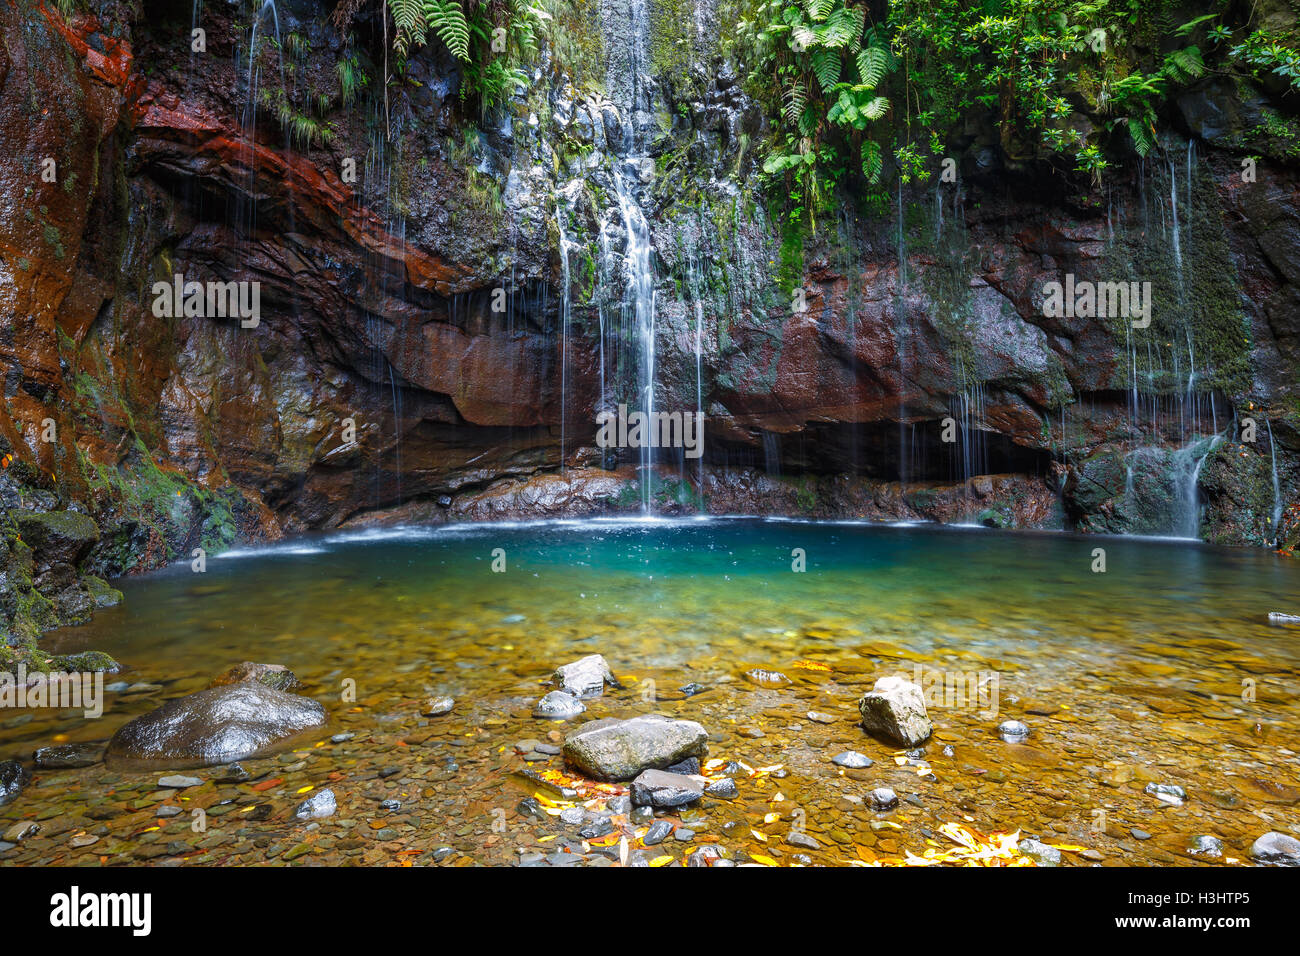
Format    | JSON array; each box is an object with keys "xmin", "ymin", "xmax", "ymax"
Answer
[
  {"xmin": 296, "ymin": 785, "xmax": 314, "ymax": 794},
  {"xmin": 750, "ymin": 853, "xmax": 778, "ymax": 866},
  {"xmin": 751, "ymin": 829, "xmax": 768, "ymax": 842},
  {"xmin": 649, "ymin": 855, "xmax": 673, "ymax": 867},
  {"xmin": 763, "ymin": 812, "xmax": 780, "ymax": 824}
]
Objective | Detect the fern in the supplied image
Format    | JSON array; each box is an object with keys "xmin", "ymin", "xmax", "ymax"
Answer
[
  {"xmin": 860, "ymin": 139, "xmax": 882, "ymax": 183},
  {"xmin": 862, "ymin": 95, "xmax": 890, "ymax": 120},
  {"xmin": 1164, "ymin": 46, "xmax": 1204, "ymax": 81},
  {"xmin": 783, "ymin": 80, "xmax": 807, "ymax": 127},
  {"xmin": 1128, "ymin": 117, "xmax": 1154, "ymax": 157},
  {"xmin": 389, "ymin": 0, "xmax": 426, "ymax": 57},
  {"xmin": 811, "ymin": 48, "xmax": 841, "ymax": 91},
  {"xmin": 856, "ymin": 45, "xmax": 889, "ymax": 89},
  {"xmin": 424, "ymin": 0, "xmax": 471, "ymax": 62},
  {"xmin": 801, "ymin": 0, "xmax": 835, "ymax": 23}
]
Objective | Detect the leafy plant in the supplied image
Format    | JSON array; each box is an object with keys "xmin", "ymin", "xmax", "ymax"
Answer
[
  {"xmin": 386, "ymin": 0, "xmax": 548, "ymax": 112},
  {"xmin": 740, "ymin": 0, "xmax": 895, "ymax": 232}
]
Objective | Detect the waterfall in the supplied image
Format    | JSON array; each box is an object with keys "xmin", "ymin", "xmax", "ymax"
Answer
[
  {"xmin": 896, "ymin": 180, "xmax": 910, "ymax": 486},
  {"xmin": 762, "ymin": 431, "xmax": 781, "ymax": 476},
  {"xmin": 1268, "ymin": 418, "xmax": 1284, "ymax": 542},
  {"xmin": 555, "ymin": 205, "xmax": 572, "ymax": 473},
  {"xmin": 600, "ymin": 0, "xmax": 660, "ymax": 512},
  {"xmin": 1174, "ymin": 434, "xmax": 1222, "ymax": 539},
  {"xmin": 244, "ymin": 1, "xmax": 282, "ymax": 134},
  {"xmin": 694, "ymin": 298, "xmax": 704, "ymax": 488}
]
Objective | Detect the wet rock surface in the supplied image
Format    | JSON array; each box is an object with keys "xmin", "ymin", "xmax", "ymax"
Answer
[
  {"xmin": 562, "ymin": 716, "xmax": 709, "ymax": 782},
  {"xmin": 533, "ymin": 691, "xmax": 587, "ymax": 720},
  {"xmin": 858, "ymin": 677, "xmax": 933, "ymax": 746},
  {"xmin": 105, "ymin": 683, "xmax": 327, "ymax": 768},
  {"xmin": 0, "ymin": 760, "xmax": 29, "ymax": 805},
  {"xmin": 1250, "ymin": 831, "xmax": 1300, "ymax": 865},
  {"xmin": 630, "ymin": 769, "xmax": 704, "ymax": 808},
  {"xmin": 552, "ymin": 655, "xmax": 619, "ymax": 698},
  {"xmin": 33, "ymin": 743, "xmax": 102, "ymax": 770},
  {"xmin": 209, "ymin": 662, "xmax": 304, "ymax": 694}
]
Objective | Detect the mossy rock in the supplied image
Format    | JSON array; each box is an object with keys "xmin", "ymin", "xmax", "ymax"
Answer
[
  {"xmin": 46, "ymin": 650, "xmax": 121, "ymax": 674},
  {"xmin": 83, "ymin": 575, "xmax": 124, "ymax": 609},
  {"xmin": 977, "ymin": 507, "xmax": 1013, "ymax": 529},
  {"xmin": 16, "ymin": 511, "xmax": 99, "ymax": 567}
]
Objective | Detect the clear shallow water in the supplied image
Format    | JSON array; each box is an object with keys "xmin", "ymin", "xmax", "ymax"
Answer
[{"xmin": 6, "ymin": 519, "xmax": 1300, "ymax": 866}]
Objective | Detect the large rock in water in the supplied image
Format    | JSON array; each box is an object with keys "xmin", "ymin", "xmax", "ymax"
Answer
[
  {"xmin": 858, "ymin": 676, "xmax": 932, "ymax": 746},
  {"xmin": 105, "ymin": 683, "xmax": 327, "ymax": 768},
  {"xmin": 563, "ymin": 715, "xmax": 709, "ymax": 782}
]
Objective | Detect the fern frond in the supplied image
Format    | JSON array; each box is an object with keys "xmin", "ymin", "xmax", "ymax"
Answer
[
  {"xmin": 862, "ymin": 95, "xmax": 890, "ymax": 120},
  {"xmin": 1128, "ymin": 117, "xmax": 1154, "ymax": 156},
  {"xmin": 801, "ymin": 0, "xmax": 835, "ymax": 23},
  {"xmin": 783, "ymin": 80, "xmax": 807, "ymax": 127},
  {"xmin": 811, "ymin": 48, "xmax": 841, "ymax": 91},
  {"xmin": 861, "ymin": 139, "xmax": 882, "ymax": 183},
  {"xmin": 423, "ymin": 0, "xmax": 471, "ymax": 62},
  {"xmin": 856, "ymin": 45, "xmax": 888, "ymax": 88},
  {"xmin": 1165, "ymin": 46, "xmax": 1204, "ymax": 81},
  {"xmin": 389, "ymin": 0, "xmax": 426, "ymax": 56}
]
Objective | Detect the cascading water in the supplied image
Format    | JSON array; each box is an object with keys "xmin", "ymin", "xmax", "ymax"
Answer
[
  {"xmin": 896, "ymin": 180, "xmax": 911, "ymax": 486},
  {"xmin": 599, "ymin": 0, "xmax": 661, "ymax": 512},
  {"xmin": 1267, "ymin": 418, "xmax": 1284, "ymax": 542},
  {"xmin": 555, "ymin": 205, "xmax": 573, "ymax": 472},
  {"xmin": 1119, "ymin": 144, "xmax": 1223, "ymax": 539}
]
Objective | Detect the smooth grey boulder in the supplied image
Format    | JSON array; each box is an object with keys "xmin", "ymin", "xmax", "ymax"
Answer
[
  {"xmin": 630, "ymin": 769, "xmax": 704, "ymax": 808},
  {"xmin": 157, "ymin": 774, "xmax": 202, "ymax": 789},
  {"xmin": 0, "ymin": 760, "xmax": 29, "ymax": 805},
  {"xmin": 1251, "ymin": 831, "xmax": 1300, "ymax": 865},
  {"xmin": 295, "ymin": 788, "xmax": 338, "ymax": 820},
  {"xmin": 997, "ymin": 719, "xmax": 1030, "ymax": 741},
  {"xmin": 533, "ymin": 690, "xmax": 586, "ymax": 719},
  {"xmin": 858, "ymin": 675, "xmax": 932, "ymax": 746},
  {"xmin": 106, "ymin": 682, "xmax": 327, "ymax": 768},
  {"xmin": 552, "ymin": 654, "xmax": 620, "ymax": 698},
  {"xmin": 562, "ymin": 715, "xmax": 709, "ymax": 782}
]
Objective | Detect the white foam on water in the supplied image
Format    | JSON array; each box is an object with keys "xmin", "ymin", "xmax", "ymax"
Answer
[{"xmin": 213, "ymin": 545, "xmax": 327, "ymax": 560}]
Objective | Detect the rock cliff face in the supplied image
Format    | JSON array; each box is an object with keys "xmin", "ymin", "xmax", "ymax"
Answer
[{"xmin": 2, "ymin": 0, "xmax": 1298, "ymax": 657}]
